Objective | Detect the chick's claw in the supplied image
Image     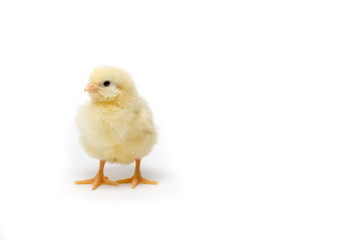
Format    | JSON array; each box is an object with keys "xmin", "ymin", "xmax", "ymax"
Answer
[
  {"xmin": 75, "ymin": 174, "xmax": 118, "ymax": 190},
  {"xmin": 117, "ymin": 175, "xmax": 158, "ymax": 189},
  {"xmin": 75, "ymin": 178, "xmax": 95, "ymax": 184}
]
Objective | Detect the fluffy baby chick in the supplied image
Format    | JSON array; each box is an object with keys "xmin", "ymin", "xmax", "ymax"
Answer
[{"xmin": 75, "ymin": 66, "xmax": 157, "ymax": 190}]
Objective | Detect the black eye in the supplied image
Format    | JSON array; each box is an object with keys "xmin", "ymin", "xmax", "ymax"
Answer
[{"xmin": 103, "ymin": 81, "xmax": 110, "ymax": 87}]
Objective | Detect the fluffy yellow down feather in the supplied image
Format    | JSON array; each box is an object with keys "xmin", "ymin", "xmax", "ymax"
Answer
[{"xmin": 76, "ymin": 66, "xmax": 157, "ymax": 165}]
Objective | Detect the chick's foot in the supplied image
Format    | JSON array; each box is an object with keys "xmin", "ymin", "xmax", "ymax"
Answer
[
  {"xmin": 75, "ymin": 175, "xmax": 118, "ymax": 190},
  {"xmin": 116, "ymin": 175, "xmax": 157, "ymax": 189},
  {"xmin": 75, "ymin": 160, "xmax": 118, "ymax": 190},
  {"xmin": 116, "ymin": 159, "xmax": 157, "ymax": 189}
]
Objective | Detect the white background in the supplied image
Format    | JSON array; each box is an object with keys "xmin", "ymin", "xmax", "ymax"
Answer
[{"xmin": 0, "ymin": 0, "xmax": 361, "ymax": 239}]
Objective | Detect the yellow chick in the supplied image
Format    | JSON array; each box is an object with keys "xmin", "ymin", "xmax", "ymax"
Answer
[{"xmin": 75, "ymin": 66, "xmax": 157, "ymax": 190}]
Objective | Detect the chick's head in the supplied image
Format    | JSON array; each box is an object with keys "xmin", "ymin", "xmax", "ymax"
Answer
[{"xmin": 85, "ymin": 66, "xmax": 135, "ymax": 103}]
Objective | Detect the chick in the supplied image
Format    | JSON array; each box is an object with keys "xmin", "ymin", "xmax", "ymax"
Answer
[{"xmin": 75, "ymin": 66, "xmax": 158, "ymax": 190}]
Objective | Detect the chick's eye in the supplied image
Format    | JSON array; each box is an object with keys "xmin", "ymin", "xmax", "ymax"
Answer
[{"xmin": 103, "ymin": 81, "xmax": 110, "ymax": 87}]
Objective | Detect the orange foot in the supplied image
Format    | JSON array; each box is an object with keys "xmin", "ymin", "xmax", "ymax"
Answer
[
  {"xmin": 75, "ymin": 160, "xmax": 118, "ymax": 190},
  {"xmin": 117, "ymin": 175, "xmax": 157, "ymax": 189},
  {"xmin": 75, "ymin": 175, "xmax": 118, "ymax": 190},
  {"xmin": 116, "ymin": 158, "xmax": 158, "ymax": 189}
]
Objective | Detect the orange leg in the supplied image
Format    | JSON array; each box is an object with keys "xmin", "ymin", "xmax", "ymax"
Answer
[
  {"xmin": 116, "ymin": 159, "xmax": 157, "ymax": 189},
  {"xmin": 75, "ymin": 160, "xmax": 118, "ymax": 190}
]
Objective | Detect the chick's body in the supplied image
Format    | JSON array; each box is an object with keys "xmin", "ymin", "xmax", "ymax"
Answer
[
  {"xmin": 77, "ymin": 97, "xmax": 157, "ymax": 165},
  {"xmin": 75, "ymin": 66, "xmax": 157, "ymax": 190}
]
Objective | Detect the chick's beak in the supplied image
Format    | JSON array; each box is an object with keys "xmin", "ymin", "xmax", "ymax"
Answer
[{"xmin": 84, "ymin": 82, "xmax": 98, "ymax": 93}]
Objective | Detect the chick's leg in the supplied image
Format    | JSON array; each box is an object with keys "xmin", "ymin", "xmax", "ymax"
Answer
[
  {"xmin": 116, "ymin": 159, "xmax": 157, "ymax": 189},
  {"xmin": 75, "ymin": 160, "xmax": 118, "ymax": 190}
]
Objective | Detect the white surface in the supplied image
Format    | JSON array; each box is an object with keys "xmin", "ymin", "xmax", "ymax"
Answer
[{"xmin": 0, "ymin": 1, "xmax": 361, "ymax": 239}]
